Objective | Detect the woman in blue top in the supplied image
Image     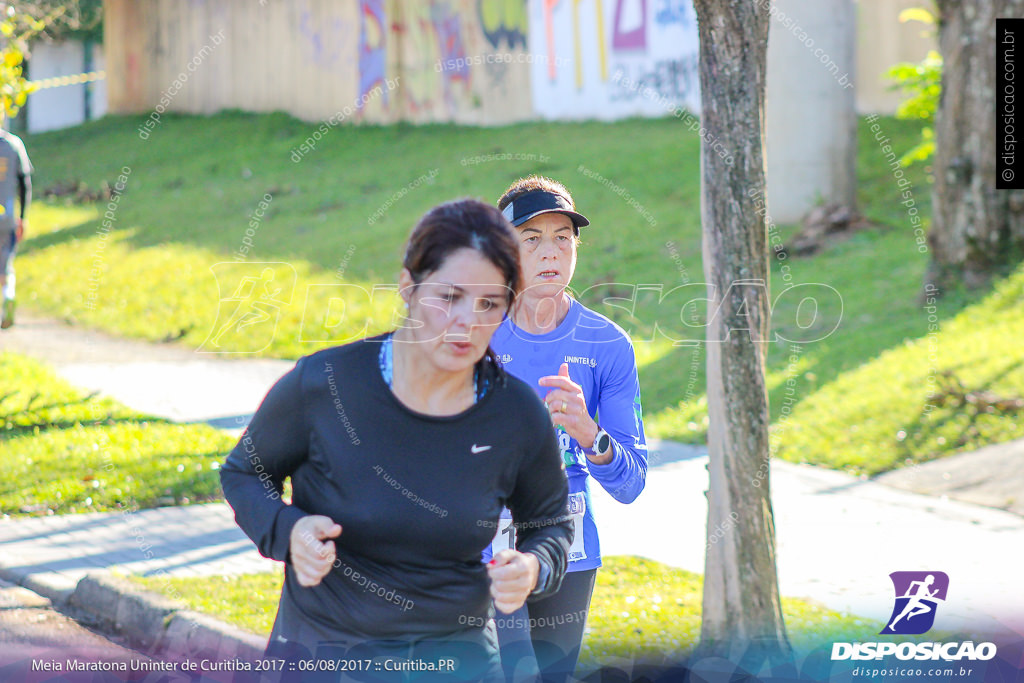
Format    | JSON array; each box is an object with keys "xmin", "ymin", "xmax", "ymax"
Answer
[{"xmin": 488, "ymin": 176, "xmax": 649, "ymax": 682}]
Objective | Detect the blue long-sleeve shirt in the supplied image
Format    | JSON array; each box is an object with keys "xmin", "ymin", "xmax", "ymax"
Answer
[{"xmin": 487, "ymin": 298, "xmax": 648, "ymax": 572}]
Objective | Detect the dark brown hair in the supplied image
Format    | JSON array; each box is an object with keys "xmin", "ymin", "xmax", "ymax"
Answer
[{"xmin": 402, "ymin": 199, "xmax": 521, "ymax": 369}]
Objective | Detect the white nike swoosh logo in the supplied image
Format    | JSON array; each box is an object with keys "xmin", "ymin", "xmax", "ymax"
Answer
[{"xmin": 471, "ymin": 444, "xmax": 492, "ymax": 454}]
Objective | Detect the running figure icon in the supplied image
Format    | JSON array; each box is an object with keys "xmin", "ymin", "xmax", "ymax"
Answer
[
  {"xmin": 881, "ymin": 571, "xmax": 949, "ymax": 635},
  {"xmin": 211, "ymin": 267, "xmax": 284, "ymax": 345},
  {"xmin": 888, "ymin": 574, "xmax": 939, "ymax": 630},
  {"xmin": 200, "ymin": 262, "xmax": 296, "ymax": 353}
]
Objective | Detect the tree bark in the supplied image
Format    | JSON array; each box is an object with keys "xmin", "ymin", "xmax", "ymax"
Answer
[
  {"xmin": 692, "ymin": 0, "xmax": 789, "ymax": 659},
  {"xmin": 929, "ymin": 0, "xmax": 1024, "ymax": 291}
]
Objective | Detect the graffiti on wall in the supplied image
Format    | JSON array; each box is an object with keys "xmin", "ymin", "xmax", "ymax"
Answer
[
  {"xmin": 612, "ymin": 0, "xmax": 646, "ymax": 50},
  {"xmin": 609, "ymin": 0, "xmax": 697, "ymax": 103},
  {"xmin": 573, "ymin": 0, "xmax": 607, "ymax": 88},
  {"xmin": 479, "ymin": 0, "xmax": 528, "ymax": 48},
  {"xmin": 396, "ymin": 2, "xmax": 474, "ymax": 117},
  {"xmin": 531, "ymin": 0, "xmax": 700, "ymax": 120},
  {"xmin": 434, "ymin": 3, "xmax": 472, "ymax": 91},
  {"xmin": 359, "ymin": 0, "xmax": 388, "ymax": 108},
  {"xmin": 653, "ymin": 0, "xmax": 689, "ymax": 27},
  {"xmin": 543, "ymin": 0, "xmax": 655, "ymax": 87},
  {"xmin": 609, "ymin": 54, "xmax": 698, "ymax": 102},
  {"xmin": 298, "ymin": 9, "xmax": 348, "ymax": 69}
]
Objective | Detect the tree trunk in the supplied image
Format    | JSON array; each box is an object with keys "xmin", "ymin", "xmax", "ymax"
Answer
[
  {"xmin": 692, "ymin": 0, "xmax": 789, "ymax": 659},
  {"xmin": 929, "ymin": 0, "xmax": 1024, "ymax": 291}
]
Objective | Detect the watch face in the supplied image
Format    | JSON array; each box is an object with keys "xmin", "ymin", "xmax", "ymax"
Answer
[{"xmin": 596, "ymin": 431, "xmax": 611, "ymax": 453}]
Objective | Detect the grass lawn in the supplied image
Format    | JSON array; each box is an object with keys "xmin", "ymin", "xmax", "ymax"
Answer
[
  {"xmin": 128, "ymin": 555, "xmax": 874, "ymax": 666},
  {"xmin": 0, "ymin": 352, "xmax": 236, "ymax": 515},
  {"xmin": 17, "ymin": 112, "xmax": 1024, "ymax": 475},
  {"xmin": 772, "ymin": 263, "xmax": 1024, "ymax": 474}
]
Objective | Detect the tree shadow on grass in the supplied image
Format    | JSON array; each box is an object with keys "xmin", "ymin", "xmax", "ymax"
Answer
[
  {"xmin": 635, "ymin": 281, "xmax": 986, "ymax": 426},
  {"xmin": 0, "ymin": 447, "xmax": 229, "ymax": 516},
  {"xmin": 0, "ymin": 415, "xmax": 165, "ymax": 439},
  {"xmin": 17, "ymin": 217, "xmax": 107, "ymax": 254}
]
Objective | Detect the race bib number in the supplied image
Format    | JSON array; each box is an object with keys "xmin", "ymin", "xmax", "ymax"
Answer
[
  {"xmin": 567, "ymin": 492, "xmax": 587, "ymax": 562},
  {"xmin": 558, "ymin": 428, "xmax": 577, "ymax": 468},
  {"xmin": 491, "ymin": 512, "xmax": 516, "ymax": 554},
  {"xmin": 490, "ymin": 495, "xmax": 586, "ymax": 562}
]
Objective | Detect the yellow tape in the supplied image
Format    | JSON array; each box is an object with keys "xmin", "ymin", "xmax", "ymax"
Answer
[{"xmin": 27, "ymin": 70, "xmax": 106, "ymax": 91}]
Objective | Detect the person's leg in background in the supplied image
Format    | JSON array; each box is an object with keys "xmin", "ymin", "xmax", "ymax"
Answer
[
  {"xmin": 0, "ymin": 231, "xmax": 16, "ymax": 329},
  {"xmin": 526, "ymin": 569, "xmax": 597, "ymax": 683},
  {"xmin": 494, "ymin": 603, "xmax": 541, "ymax": 682}
]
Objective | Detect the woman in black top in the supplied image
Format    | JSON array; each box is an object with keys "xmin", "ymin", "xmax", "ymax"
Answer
[{"xmin": 221, "ymin": 199, "xmax": 573, "ymax": 681}]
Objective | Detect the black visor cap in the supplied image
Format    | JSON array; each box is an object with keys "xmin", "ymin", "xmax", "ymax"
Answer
[{"xmin": 501, "ymin": 190, "xmax": 590, "ymax": 233}]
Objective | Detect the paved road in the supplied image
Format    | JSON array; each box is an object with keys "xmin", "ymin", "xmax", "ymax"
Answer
[{"xmin": 0, "ymin": 577, "xmax": 147, "ymax": 675}]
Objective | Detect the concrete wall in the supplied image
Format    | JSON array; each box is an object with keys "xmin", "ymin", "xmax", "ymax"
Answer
[
  {"xmin": 766, "ymin": 0, "xmax": 858, "ymax": 223},
  {"xmin": 25, "ymin": 40, "xmax": 107, "ymax": 133},
  {"xmin": 103, "ymin": 0, "xmax": 701, "ymax": 124},
  {"xmin": 96, "ymin": 0, "xmax": 930, "ymax": 223},
  {"xmin": 102, "ymin": 0, "xmax": 927, "ymax": 124},
  {"xmin": 104, "ymin": 0, "xmax": 536, "ymax": 125},
  {"xmin": 856, "ymin": 0, "xmax": 936, "ymax": 115}
]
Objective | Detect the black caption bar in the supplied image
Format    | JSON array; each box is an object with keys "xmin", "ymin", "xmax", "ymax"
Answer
[{"xmin": 998, "ymin": 18, "xmax": 1024, "ymax": 189}]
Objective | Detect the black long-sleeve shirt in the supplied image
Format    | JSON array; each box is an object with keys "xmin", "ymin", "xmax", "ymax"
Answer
[{"xmin": 220, "ymin": 335, "xmax": 572, "ymax": 648}]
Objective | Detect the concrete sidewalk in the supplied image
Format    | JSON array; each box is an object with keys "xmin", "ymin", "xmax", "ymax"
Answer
[
  {"xmin": 1, "ymin": 313, "xmax": 291, "ymax": 428},
  {"xmin": 590, "ymin": 452, "xmax": 1024, "ymax": 639},
  {"xmin": 0, "ymin": 504, "xmax": 276, "ymax": 602}
]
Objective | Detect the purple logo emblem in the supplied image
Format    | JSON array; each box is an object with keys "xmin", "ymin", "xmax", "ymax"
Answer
[{"xmin": 881, "ymin": 571, "xmax": 949, "ymax": 635}]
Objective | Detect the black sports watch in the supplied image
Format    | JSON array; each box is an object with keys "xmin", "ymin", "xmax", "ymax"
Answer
[{"xmin": 590, "ymin": 428, "xmax": 611, "ymax": 456}]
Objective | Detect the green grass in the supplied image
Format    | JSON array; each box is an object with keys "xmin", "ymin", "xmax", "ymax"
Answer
[
  {"xmin": 580, "ymin": 557, "xmax": 871, "ymax": 666},
  {"xmin": 0, "ymin": 352, "xmax": 236, "ymax": 515},
  {"xmin": 127, "ymin": 556, "xmax": 872, "ymax": 665},
  {"xmin": 773, "ymin": 261, "xmax": 1024, "ymax": 474},
  {"xmin": 129, "ymin": 570, "xmax": 283, "ymax": 636},
  {"xmin": 17, "ymin": 112, "xmax": 1022, "ymax": 475}
]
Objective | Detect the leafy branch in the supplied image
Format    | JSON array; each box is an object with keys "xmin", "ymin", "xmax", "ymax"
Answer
[
  {"xmin": 885, "ymin": 6, "xmax": 941, "ymax": 169},
  {"xmin": 0, "ymin": 4, "xmax": 60, "ymax": 118}
]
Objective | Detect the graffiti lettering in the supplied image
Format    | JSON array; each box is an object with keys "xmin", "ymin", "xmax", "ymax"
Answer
[
  {"xmin": 612, "ymin": 0, "xmax": 646, "ymax": 50},
  {"xmin": 610, "ymin": 55, "xmax": 698, "ymax": 102},
  {"xmin": 479, "ymin": 0, "xmax": 528, "ymax": 49},
  {"xmin": 359, "ymin": 0, "xmax": 388, "ymax": 108}
]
